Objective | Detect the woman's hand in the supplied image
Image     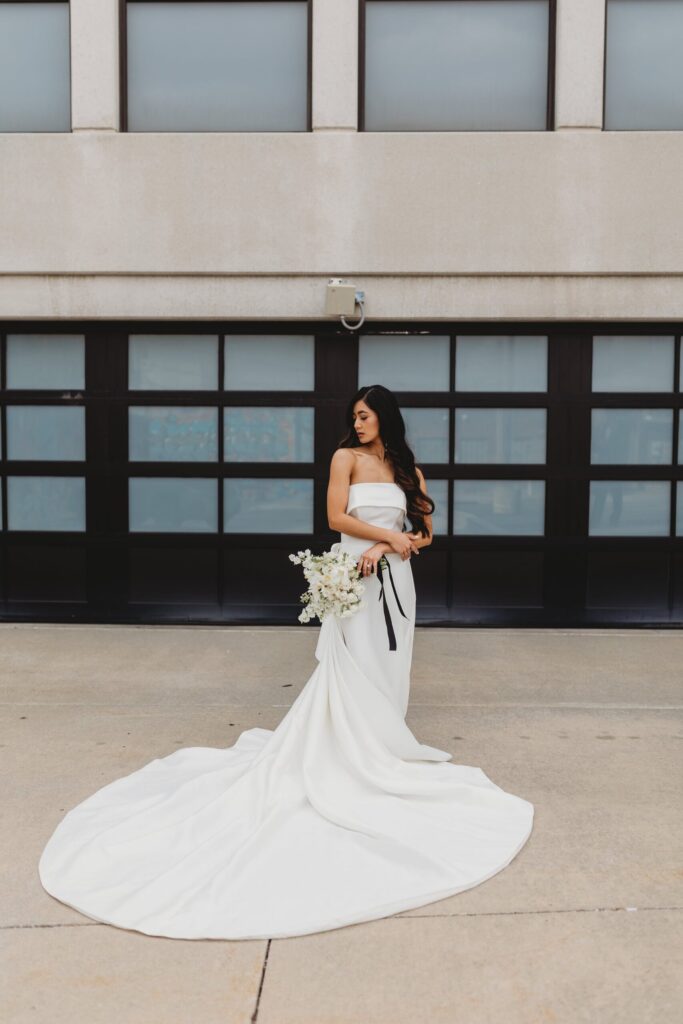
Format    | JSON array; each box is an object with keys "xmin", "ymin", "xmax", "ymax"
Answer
[
  {"xmin": 356, "ymin": 543, "xmax": 388, "ymax": 577},
  {"xmin": 386, "ymin": 531, "xmax": 420, "ymax": 561}
]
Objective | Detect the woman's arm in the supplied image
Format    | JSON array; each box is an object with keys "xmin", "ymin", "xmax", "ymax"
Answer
[{"xmin": 326, "ymin": 449, "xmax": 418, "ymax": 557}]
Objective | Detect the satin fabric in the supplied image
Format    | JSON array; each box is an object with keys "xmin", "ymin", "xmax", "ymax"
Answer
[{"xmin": 38, "ymin": 482, "xmax": 534, "ymax": 940}]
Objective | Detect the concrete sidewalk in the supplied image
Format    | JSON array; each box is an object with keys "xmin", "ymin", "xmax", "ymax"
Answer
[{"xmin": 2, "ymin": 623, "xmax": 682, "ymax": 1024}]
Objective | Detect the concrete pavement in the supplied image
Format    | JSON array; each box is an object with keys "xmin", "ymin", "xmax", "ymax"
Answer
[{"xmin": 2, "ymin": 623, "xmax": 682, "ymax": 1023}]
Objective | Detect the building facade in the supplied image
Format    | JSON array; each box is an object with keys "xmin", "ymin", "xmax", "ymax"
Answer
[{"xmin": 1, "ymin": 0, "xmax": 683, "ymax": 626}]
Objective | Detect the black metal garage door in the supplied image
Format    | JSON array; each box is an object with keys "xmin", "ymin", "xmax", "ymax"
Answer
[{"xmin": 1, "ymin": 321, "xmax": 681, "ymax": 626}]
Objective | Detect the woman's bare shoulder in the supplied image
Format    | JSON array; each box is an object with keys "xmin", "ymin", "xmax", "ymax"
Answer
[{"xmin": 330, "ymin": 447, "xmax": 356, "ymax": 468}]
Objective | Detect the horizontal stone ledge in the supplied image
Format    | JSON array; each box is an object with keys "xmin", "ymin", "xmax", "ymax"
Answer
[{"xmin": 2, "ymin": 273, "xmax": 683, "ymax": 321}]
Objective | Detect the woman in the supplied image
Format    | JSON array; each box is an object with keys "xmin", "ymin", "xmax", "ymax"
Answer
[{"xmin": 38, "ymin": 384, "xmax": 534, "ymax": 940}]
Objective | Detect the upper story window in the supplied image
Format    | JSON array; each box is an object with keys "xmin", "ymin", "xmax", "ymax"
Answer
[
  {"xmin": 124, "ymin": 1, "xmax": 310, "ymax": 131},
  {"xmin": 0, "ymin": 2, "xmax": 71, "ymax": 132},
  {"xmin": 604, "ymin": 0, "xmax": 683, "ymax": 129},
  {"xmin": 360, "ymin": 0, "xmax": 553, "ymax": 131}
]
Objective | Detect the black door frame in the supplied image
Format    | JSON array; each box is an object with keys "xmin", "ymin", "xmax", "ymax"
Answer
[{"xmin": 1, "ymin": 319, "xmax": 681, "ymax": 627}]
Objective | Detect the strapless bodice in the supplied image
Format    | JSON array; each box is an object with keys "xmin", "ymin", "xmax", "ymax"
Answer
[{"xmin": 339, "ymin": 482, "xmax": 407, "ymax": 555}]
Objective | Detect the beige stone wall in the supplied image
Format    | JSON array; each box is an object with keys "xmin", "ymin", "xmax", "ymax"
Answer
[{"xmin": 1, "ymin": 0, "xmax": 681, "ymax": 321}]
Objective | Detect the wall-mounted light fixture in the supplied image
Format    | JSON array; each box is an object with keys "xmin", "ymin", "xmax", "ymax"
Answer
[{"xmin": 324, "ymin": 278, "xmax": 366, "ymax": 331}]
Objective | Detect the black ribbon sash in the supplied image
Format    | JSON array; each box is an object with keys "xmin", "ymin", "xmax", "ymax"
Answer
[{"xmin": 375, "ymin": 557, "xmax": 409, "ymax": 651}]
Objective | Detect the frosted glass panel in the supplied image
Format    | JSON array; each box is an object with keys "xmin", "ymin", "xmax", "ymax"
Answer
[
  {"xmin": 224, "ymin": 408, "xmax": 314, "ymax": 462},
  {"xmin": 0, "ymin": 3, "xmax": 71, "ymax": 131},
  {"xmin": 129, "ymin": 408, "xmax": 218, "ymax": 461},
  {"xmin": 455, "ymin": 336, "xmax": 547, "ymax": 391},
  {"xmin": 359, "ymin": 336, "xmax": 450, "ymax": 391},
  {"xmin": 364, "ymin": 0, "xmax": 549, "ymax": 130},
  {"xmin": 127, "ymin": 2, "xmax": 308, "ymax": 131},
  {"xmin": 224, "ymin": 336, "xmax": 314, "ymax": 391},
  {"xmin": 605, "ymin": 1, "xmax": 683, "ymax": 129},
  {"xmin": 591, "ymin": 409, "xmax": 673, "ymax": 464},
  {"xmin": 401, "ymin": 408, "xmax": 449, "ymax": 463},
  {"xmin": 129, "ymin": 478, "xmax": 217, "ymax": 532},
  {"xmin": 224, "ymin": 478, "xmax": 313, "ymax": 532},
  {"xmin": 7, "ymin": 335, "xmax": 85, "ymax": 390},
  {"xmin": 129, "ymin": 336, "xmax": 218, "ymax": 390},
  {"xmin": 8, "ymin": 476, "xmax": 85, "ymax": 531},
  {"xmin": 7, "ymin": 407, "xmax": 85, "ymax": 461},
  {"xmin": 592, "ymin": 336, "xmax": 674, "ymax": 391},
  {"xmin": 589, "ymin": 481, "xmax": 670, "ymax": 536},
  {"xmin": 455, "ymin": 408, "xmax": 546, "ymax": 463},
  {"xmin": 453, "ymin": 480, "xmax": 545, "ymax": 535}
]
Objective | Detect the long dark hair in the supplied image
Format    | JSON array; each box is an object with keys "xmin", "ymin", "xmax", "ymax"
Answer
[{"xmin": 337, "ymin": 384, "xmax": 435, "ymax": 538}]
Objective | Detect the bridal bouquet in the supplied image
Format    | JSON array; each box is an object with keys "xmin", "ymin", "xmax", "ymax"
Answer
[{"xmin": 288, "ymin": 547, "xmax": 367, "ymax": 624}]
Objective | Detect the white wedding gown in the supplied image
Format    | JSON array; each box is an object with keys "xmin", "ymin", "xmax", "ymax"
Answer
[{"xmin": 39, "ymin": 482, "xmax": 534, "ymax": 940}]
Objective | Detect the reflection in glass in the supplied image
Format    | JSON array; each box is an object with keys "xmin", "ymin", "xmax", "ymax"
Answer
[
  {"xmin": 0, "ymin": 2, "xmax": 71, "ymax": 131},
  {"xmin": 592, "ymin": 335, "xmax": 674, "ymax": 391},
  {"xmin": 453, "ymin": 480, "xmax": 545, "ymax": 534},
  {"xmin": 224, "ymin": 408, "xmax": 314, "ymax": 462},
  {"xmin": 129, "ymin": 408, "xmax": 218, "ymax": 462},
  {"xmin": 605, "ymin": 0, "xmax": 683, "ymax": 129},
  {"xmin": 127, "ymin": 1, "xmax": 308, "ymax": 131},
  {"xmin": 401, "ymin": 408, "xmax": 449, "ymax": 463},
  {"xmin": 364, "ymin": 0, "xmax": 549, "ymax": 131},
  {"xmin": 455, "ymin": 408, "xmax": 546, "ymax": 463},
  {"xmin": 591, "ymin": 409, "xmax": 673, "ymax": 464},
  {"xmin": 7, "ymin": 407, "xmax": 85, "ymax": 461},
  {"xmin": 455, "ymin": 336, "xmax": 547, "ymax": 391},
  {"xmin": 129, "ymin": 335, "xmax": 218, "ymax": 390},
  {"xmin": 224, "ymin": 478, "xmax": 313, "ymax": 532},
  {"xmin": 8, "ymin": 476, "xmax": 85, "ymax": 531},
  {"xmin": 7, "ymin": 335, "xmax": 85, "ymax": 390},
  {"xmin": 225, "ymin": 336, "xmax": 314, "ymax": 391},
  {"xmin": 129, "ymin": 478, "xmax": 217, "ymax": 532},
  {"xmin": 359, "ymin": 336, "xmax": 450, "ymax": 391},
  {"xmin": 589, "ymin": 481, "xmax": 670, "ymax": 536}
]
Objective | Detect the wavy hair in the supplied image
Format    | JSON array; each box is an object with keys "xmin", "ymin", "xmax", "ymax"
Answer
[{"xmin": 337, "ymin": 384, "xmax": 435, "ymax": 538}]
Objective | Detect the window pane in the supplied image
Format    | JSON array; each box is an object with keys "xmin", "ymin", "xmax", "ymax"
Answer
[
  {"xmin": 224, "ymin": 336, "xmax": 314, "ymax": 391},
  {"xmin": 364, "ymin": 0, "xmax": 549, "ymax": 131},
  {"xmin": 605, "ymin": 0, "xmax": 683, "ymax": 129},
  {"xmin": 129, "ymin": 478, "xmax": 217, "ymax": 532},
  {"xmin": 591, "ymin": 409, "xmax": 673, "ymax": 464},
  {"xmin": 455, "ymin": 408, "xmax": 546, "ymax": 463},
  {"xmin": 224, "ymin": 478, "xmax": 313, "ymax": 532},
  {"xmin": 7, "ymin": 407, "xmax": 85, "ymax": 461},
  {"xmin": 359, "ymin": 336, "xmax": 450, "ymax": 391},
  {"xmin": 419, "ymin": 478, "xmax": 448, "ymax": 535},
  {"xmin": 677, "ymin": 483, "xmax": 683, "ymax": 535},
  {"xmin": 455, "ymin": 336, "xmax": 548, "ymax": 392},
  {"xmin": 589, "ymin": 481, "xmax": 670, "ymax": 536},
  {"xmin": 127, "ymin": 1, "xmax": 308, "ymax": 131},
  {"xmin": 129, "ymin": 335, "xmax": 218, "ymax": 390},
  {"xmin": 7, "ymin": 335, "xmax": 85, "ymax": 390},
  {"xmin": 129, "ymin": 408, "xmax": 218, "ymax": 461},
  {"xmin": 592, "ymin": 336, "xmax": 674, "ymax": 391},
  {"xmin": 401, "ymin": 408, "xmax": 449, "ymax": 463},
  {"xmin": 0, "ymin": 3, "xmax": 70, "ymax": 131},
  {"xmin": 8, "ymin": 476, "xmax": 85, "ymax": 531},
  {"xmin": 224, "ymin": 408, "xmax": 314, "ymax": 462},
  {"xmin": 453, "ymin": 480, "xmax": 545, "ymax": 535}
]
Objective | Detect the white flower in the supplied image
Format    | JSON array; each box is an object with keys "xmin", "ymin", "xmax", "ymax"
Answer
[{"xmin": 288, "ymin": 546, "xmax": 366, "ymax": 625}]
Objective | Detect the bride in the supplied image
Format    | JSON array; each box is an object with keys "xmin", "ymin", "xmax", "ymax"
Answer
[{"xmin": 39, "ymin": 383, "xmax": 534, "ymax": 940}]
